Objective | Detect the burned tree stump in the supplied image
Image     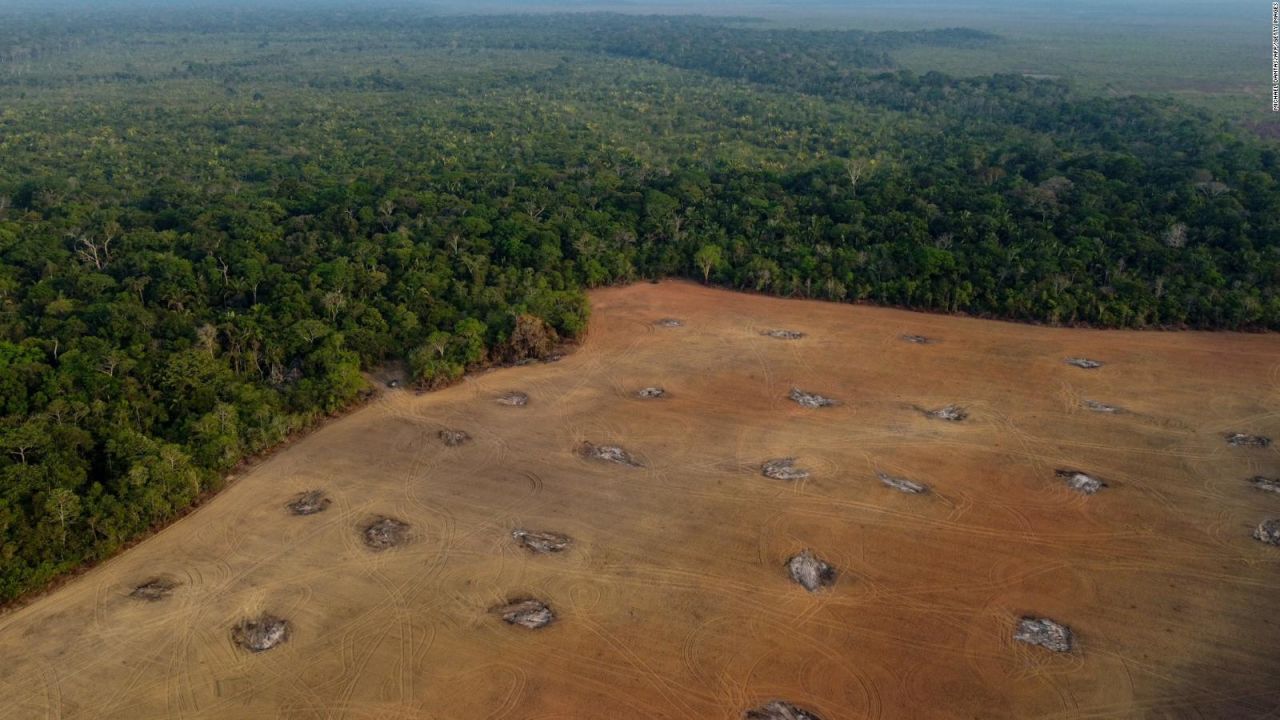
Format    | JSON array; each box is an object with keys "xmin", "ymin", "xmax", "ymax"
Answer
[
  {"xmin": 286, "ymin": 490, "xmax": 331, "ymax": 516},
  {"xmin": 762, "ymin": 458, "xmax": 810, "ymax": 481},
  {"xmin": 744, "ymin": 700, "xmax": 824, "ymax": 720},
  {"xmin": 362, "ymin": 516, "xmax": 410, "ymax": 550},
  {"xmin": 1014, "ymin": 617, "xmax": 1073, "ymax": 653},
  {"xmin": 511, "ymin": 529, "xmax": 572, "ymax": 554},
  {"xmin": 232, "ymin": 614, "xmax": 290, "ymax": 653},
  {"xmin": 1054, "ymin": 469, "xmax": 1107, "ymax": 495},
  {"xmin": 786, "ymin": 550, "xmax": 836, "ymax": 592},
  {"xmin": 492, "ymin": 598, "xmax": 555, "ymax": 629},
  {"xmin": 762, "ymin": 329, "xmax": 805, "ymax": 340}
]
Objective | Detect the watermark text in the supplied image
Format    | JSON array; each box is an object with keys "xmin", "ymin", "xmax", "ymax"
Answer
[{"xmin": 1273, "ymin": 2, "xmax": 1279, "ymax": 110}]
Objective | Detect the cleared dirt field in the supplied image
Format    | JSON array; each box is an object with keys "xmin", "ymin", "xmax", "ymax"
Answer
[{"xmin": 1, "ymin": 280, "xmax": 1279, "ymax": 719}]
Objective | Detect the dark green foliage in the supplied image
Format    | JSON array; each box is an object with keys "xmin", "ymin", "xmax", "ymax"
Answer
[{"xmin": 0, "ymin": 8, "xmax": 1277, "ymax": 604}]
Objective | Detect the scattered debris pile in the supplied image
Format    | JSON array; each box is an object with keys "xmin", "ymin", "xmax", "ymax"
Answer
[
  {"xmin": 130, "ymin": 578, "xmax": 177, "ymax": 601},
  {"xmin": 786, "ymin": 550, "xmax": 836, "ymax": 592},
  {"xmin": 1227, "ymin": 433, "xmax": 1272, "ymax": 448},
  {"xmin": 362, "ymin": 516, "xmax": 410, "ymax": 550},
  {"xmin": 1054, "ymin": 469, "xmax": 1107, "ymax": 495},
  {"xmin": 1014, "ymin": 617, "xmax": 1073, "ymax": 653},
  {"xmin": 789, "ymin": 388, "xmax": 837, "ymax": 408},
  {"xmin": 232, "ymin": 614, "xmax": 290, "ymax": 653},
  {"xmin": 496, "ymin": 391, "xmax": 529, "ymax": 407},
  {"xmin": 286, "ymin": 490, "xmax": 331, "ymax": 516},
  {"xmin": 762, "ymin": 329, "xmax": 806, "ymax": 340},
  {"xmin": 1253, "ymin": 519, "xmax": 1280, "ymax": 546},
  {"xmin": 762, "ymin": 458, "xmax": 810, "ymax": 481},
  {"xmin": 1249, "ymin": 476, "xmax": 1280, "ymax": 494},
  {"xmin": 1082, "ymin": 400, "xmax": 1122, "ymax": 414},
  {"xmin": 492, "ymin": 598, "xmax": 555, "ymax": 629},
  {"xmin": 439, "ymin": 429, "xmax": 471, "ymax": 446},
  {"xmin": 656, "ymin": 318, "xmax": 684, "ymax": 328},
  {"xmin": 923, "ymin": 405, "xmax": 968, "ymax": 422},
  {"xmin": 1065, "ymin": 358, "xmax": 1104, "ymax": 369},
  {"xmin": 579, "ymin": 441, "xmax": 643, "ymax": 467},
  {"xmin": 900, "ymin": 334, "xmax": 933, "ymax": 344},
  {"xmin": 744, "ymin": 700, "xmax": 824, "ymax": 720},
  {"xmin": 877, "ymin": 471, "xmax": 928, "ymax": 494},
  {"xmin": 512, "ymin": 529, "xmax": 572, "ymax": 554},
  {"xmin": 636, "ymin": 387, "xmax": 666, "ymax": 399}
]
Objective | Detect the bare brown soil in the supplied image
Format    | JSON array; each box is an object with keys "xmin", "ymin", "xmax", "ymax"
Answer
[{"xmin": 0, "ymin": 280, "xmax": 1278, "ymax": 718}]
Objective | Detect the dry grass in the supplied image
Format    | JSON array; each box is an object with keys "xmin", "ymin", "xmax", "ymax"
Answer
[{"xmin": 0, "ymin": 280, "xmax": 1277, "ymax": 718}]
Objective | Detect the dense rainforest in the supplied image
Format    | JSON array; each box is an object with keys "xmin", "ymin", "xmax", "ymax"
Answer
[{"xmin": 0, "ymin": 7, "xmax": 1278, "ymax": 603}]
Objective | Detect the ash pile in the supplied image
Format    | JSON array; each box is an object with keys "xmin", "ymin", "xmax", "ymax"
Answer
[
  {"xmin": 1082, "ymin": 399, "xmax": 1122, "ymax": 414},
  {"xmin": 130, "ymin": 578, "xmax": 178, "ymax": 601},
  {"xmin": 496, "ymin": 391, "xmax": 529, "ymax": 406},
  {"xmin": 1249, "ymin": 476, "xmax": 1280, "ymax": 493},
  {"xmin": 1227, "ymin": 433, "xmax": 1271, "ymax": 448},
  {"xmin": 1014, "ymin": 617, "xmax": 1073, "ymax": 653},
  {"xmin": 877, "ymin": 471, "xmax": 928, "ymax": 494},
  {"xmin": 363, "ymin": 516, "xmax": 410, "ymax": 550},
  {"xmin": 744, "ymin": 700, "xmax": 824, "ymax": 720},
  {"xmin": 786, "ymin": 550, "xmax": 836, "ymax": 592},
  {"xmin": 286, "ymin": 490, "xmax": 331, "ymax": 515},
  {"xmin": 512, "ymin": 529, "xmax": 572, "ymax": 554},
  {"xmin": 789, "ymin": 388, "xmax": 837, "ymax": 408},
  {"xmin": 1054, "ymin": 469, "xmax": 1107, "ymax": 495},
  {"xmin": 232, "ymin": 614, "xmax": 290, "ymax": 653},
  {"xmin": 439, "ymin": 429, "xmax": 471, "ymax": 446},
  {"xmin": 922, "ymin": 404, "xmax": 968, "ymax": 422},
  {"xmin": 579, "ymin": 441, "xmax": 643, "ymax": 467},
  {"xmin": 492, "ymin": 599, "xmax": 555, "ymax": 629},
  {"xmin": 1254, "ymin": 519, "xmax": 1280, "ymax": 546},
  {"xmin": 762, "ymin": 458, "xmax": 810, "ymax": 481}
]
